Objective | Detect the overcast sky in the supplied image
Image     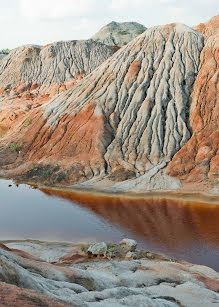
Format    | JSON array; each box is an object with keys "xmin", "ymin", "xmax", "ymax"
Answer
[{"xmin": 0, "ymin": 0, "xmax": 218, "ymax": 49}]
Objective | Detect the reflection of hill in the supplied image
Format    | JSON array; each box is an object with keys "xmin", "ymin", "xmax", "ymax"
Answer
[{"xmin": 41, "ymin": 189, "xmax": 219, "ymax": 251}]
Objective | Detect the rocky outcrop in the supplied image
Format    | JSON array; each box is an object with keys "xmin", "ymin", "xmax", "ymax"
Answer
[
  {"xmin": 0, "ymin": 18, "xmax": 218, "ymax": 193},
  {"xmin": 0, "ymin": 23, "xmax": 204, "ymax": 186},
  {"xmin": 0, "ymin": 240, "xmax": 218, "ymax": 306},
  {"xmin": 168, "ymin": 16, "xmax": 219, "ymax": 186},
  {"xmin": 91, "ymin": 21, "xmax": 146, "ymax": 46},
  {"xmin": 0, "ymin": 40, "xmax": 115, "ymax": 96}
]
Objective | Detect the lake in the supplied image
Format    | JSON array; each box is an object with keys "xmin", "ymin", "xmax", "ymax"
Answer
[{"xmin": 0, "ymin": 178, "xmax": 219, "ymax": 271}]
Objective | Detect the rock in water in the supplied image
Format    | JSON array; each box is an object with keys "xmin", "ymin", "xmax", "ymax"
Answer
[
  {"xmin": 0, "ymin": 40, "xmax": 115, "ymax": 95},
  {"xmin": 91, "ymin": 21, "xmax": 147, "ymax": 46}
]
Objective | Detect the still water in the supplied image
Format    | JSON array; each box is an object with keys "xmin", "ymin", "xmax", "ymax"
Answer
[{"xmin": 0, "ymin": 179, "xmax": 219, "ymax": 270}]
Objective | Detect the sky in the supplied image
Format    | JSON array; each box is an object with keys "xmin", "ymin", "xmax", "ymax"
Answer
[{"xmin": 0, "ymin": 0, "xmax": 218, "ymax": 49}]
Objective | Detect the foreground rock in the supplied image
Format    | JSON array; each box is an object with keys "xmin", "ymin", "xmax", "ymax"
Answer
[
  {"xmin": 0, "ymin": 239, "xmax": 218, "ymax": 306},
  {"xmin": 91, "ymin": 21, "xmax": 146, "ymax": 46}
]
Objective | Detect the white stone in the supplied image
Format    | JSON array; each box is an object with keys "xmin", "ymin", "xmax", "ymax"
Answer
[
  {"xmin": 119, "ymin": 239, "xmax": 137, "ymax": 251},
  {"xmin": 88, "ymin": 242, "xmax": 107, "ymax": 256}
]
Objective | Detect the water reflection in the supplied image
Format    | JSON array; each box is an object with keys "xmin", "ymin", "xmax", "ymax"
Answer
[
  {"xmin": 0, "ymin": 178, "xmax": 218, "ymax": 270},
  {"xmin": 42, "ymin": 189, "xmax": 219, "ymax": 270}
]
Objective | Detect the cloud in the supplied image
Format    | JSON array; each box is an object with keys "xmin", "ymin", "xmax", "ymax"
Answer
[
  {"xmin": 110, "ymin": 0, "xmax": 156, "ymax": 10},
  {"xmin": 19, "ymin": 0, "xmax": 99, "ymax": 21}
]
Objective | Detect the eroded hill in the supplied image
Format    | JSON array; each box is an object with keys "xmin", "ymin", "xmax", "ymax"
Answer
[{"xmin": 0, "ymin": 17, "xmax": 218, "ymax": 193}]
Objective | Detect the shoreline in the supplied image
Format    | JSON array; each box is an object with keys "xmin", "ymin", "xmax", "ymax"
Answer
[{"xmin": 1, "ymin": 175, "xmax": 219, "ymax": 205}]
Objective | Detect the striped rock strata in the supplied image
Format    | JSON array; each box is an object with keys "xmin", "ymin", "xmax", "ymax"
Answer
[
  {"xmin": 0, "ymin": 40, "xmax": 115, "ymax": 96},
  {"xmin": 168, "ymin": 16, "xmax": 219, "ymax": 187},
  {"xmin": 0, "ymin": 240, "xmax": 218, "ymax": 306},
  {"xmin": 0, "ymin": 19, "xmax": 218, "ymax": 192}
]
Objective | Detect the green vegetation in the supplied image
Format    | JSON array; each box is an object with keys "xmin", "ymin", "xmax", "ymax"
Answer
[
  {"xmin": 136, "ymin": 25, "xmax": 146, "ymax": 35},
  {"xmin": 106, "ymin": 242, "xmax": 116, "ymax": 249},
  {"xmin": 0, "ymin": 48, "xmax": 10, "ymax": 55},
  {"xmin": 24, "ymin": 118, "xmax": 32, "ymax": 128},
  {"xmin": 118, "ymin": 30, "xmax": 130, "ymax": 35},
  {"xmin": 28, "ymin": 162, "xmax": 39, "ymax": 171},
  {"xmin": 8, "ymin": 143, "xmax": 23, "ymax": 152}
]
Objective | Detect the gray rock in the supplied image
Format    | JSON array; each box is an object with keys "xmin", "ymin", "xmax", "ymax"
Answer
[
  {"xmin": 88, "ymin": 242, "xmax": 107, "ymax": 256},
  {"xmin": 0, "ymin": 40, "xmax": 115, "ymax": 93},
  {"xmin": 125, "ymin": 252, "xmax": 139, "ymax": 259},
  {"xmin": 0, "ymin": 241, "xmax": 219, "ymax": 306},
  {"xmin": 119, "ymin": 239, "xmax": 137, "ymax": 252},
  {"xmin": 91, "ymin": 21, "xmax": 147, "ymax": 46},
  {"xmin": 0, "ymin": 53, "xmax": 6, "ymax": 61}
]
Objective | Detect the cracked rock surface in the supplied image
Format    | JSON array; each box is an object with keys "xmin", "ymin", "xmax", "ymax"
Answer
[
  {"xmin": 0, "ymin": 40, "xmax": 115, "ymax": 95},
  {"xmin": 0, "ymin": 241, "xmax": 218, "ymax": 306},
  {"xmin": 0, "ymin": 23, "xmax": 204, "ymax": 186},
  {"xmin": 0, "ymin": 18, "xmax": 218, "ymax": 193},
  {"xmin": 168, "ymin": 16, "xmax": 219, "ymax": 188}
]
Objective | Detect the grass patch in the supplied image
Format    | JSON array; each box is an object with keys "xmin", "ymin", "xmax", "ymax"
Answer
[
  {"xmin": 8, "ymin": 143, "xmax": 23, "ymax": 152},
  {"xmin": 0, "ymin": 48, "xmax": 10, "ymax": 55},
  {"xmin": 118, "ymin": 30, "xmax": 130, "ymax": 35},
  {"xmin": 106, "ymin": 242, "xmax": 116, "ymax": 249},
  {"xmin": 136, "ymin": 25, "xmax": 146, "ymax": 35},
  {"xmin": 24, "ymin": 118, "xmax": 32, "ymax": 128}
]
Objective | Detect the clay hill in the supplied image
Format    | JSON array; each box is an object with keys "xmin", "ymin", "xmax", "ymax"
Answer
[
  {"xmin": 91, "ymin": 21, "xmax": 147, "ymax": 46},
  {"xmin": 0, "ymin": 40, "xmax": 115, "ymax": 96},
  {"xmin": 0, "ymin": 17, "xmax": 218, "ymax": 193}
]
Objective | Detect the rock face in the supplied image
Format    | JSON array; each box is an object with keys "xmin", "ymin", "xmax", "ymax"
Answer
[
  {"xmin": 168, "ymin": 16, "xmax": 219, "ymax": 186},
  {"xmin": 0, "ymin": 23, "xmax": 204, "ymax": 185},
  {"xmin": 91, "ymin": 21, "xmax": 147, "ymax": 46},
  {"xmin": 0, "ymin": 40, "xmax": 115, "ymax": 95},
  {"xmin": 0, "ymin": 18, "xmax": 218, "ymax": 193},
  {"xmin": 0, "ymin": 240, "xmax": 218, "ymax": 307}
]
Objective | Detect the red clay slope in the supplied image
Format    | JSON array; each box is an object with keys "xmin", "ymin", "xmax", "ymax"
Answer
[
  {"xmin": 168, "ymin": 16, "xmax": 219, "ymax": 186},
  {"xmin": 0, "ymin": 18, "xmax": 218, "ymax": 192}
]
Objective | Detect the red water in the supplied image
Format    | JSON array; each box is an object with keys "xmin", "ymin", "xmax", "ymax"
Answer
[
  {"xmin": 42, "ymin": 189, "xmax": 219, "ymax": 271},
  {"xmin": 1, "ymin": 179, "xmax": 218, "ymax": 271}
]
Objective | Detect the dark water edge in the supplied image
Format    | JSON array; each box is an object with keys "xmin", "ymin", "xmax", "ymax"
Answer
[{"xmin": 0, "ymin": 178, "xmax": 219, "ymax": 271}]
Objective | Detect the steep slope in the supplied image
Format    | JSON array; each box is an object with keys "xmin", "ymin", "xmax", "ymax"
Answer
[
  {"xmin": 0, "ymin": 23, "xmax": 204, "ymax": 187},
  {"xmin": 91, "ymin": 21, "xmax": 146, "ymax": 46},
  {"xmin": 168, "ymin": 16, "xmax": 219, "ymax": 187},
  {"xmin": 0, "ymin": 40, "xmax": 115, "ymax": 95},
  {"xmin": 194, "ymin": 15, "xmax": 219, "ymax": 39}
]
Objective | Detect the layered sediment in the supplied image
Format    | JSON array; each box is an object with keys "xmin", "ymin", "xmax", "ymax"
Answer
[
  {"xmin": 0, "ymin": 239, "xmax": 218, "ymax": 306},
  {"xmin": 0, "ymin": 17, "xmax": 218, "ymax": 193},
  {"xmin": 0, "ymin": 40, "xmax": 115, "ymax": 96}
]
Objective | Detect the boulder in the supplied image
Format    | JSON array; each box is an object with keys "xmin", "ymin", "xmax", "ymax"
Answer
[
  {"xmin": 87, "ymin": 242, "xmax": 107, "ymax": 256},
  {"xmin": 119, "ymin": 239, "xmax": 137, "ymax": 252}
]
